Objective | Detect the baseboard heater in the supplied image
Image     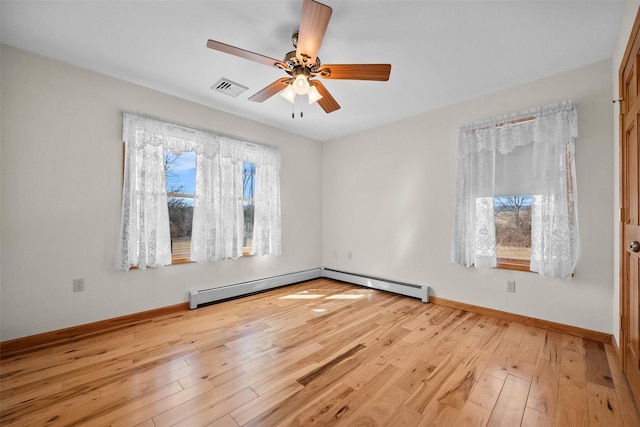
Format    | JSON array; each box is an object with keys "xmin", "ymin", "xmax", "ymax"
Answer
[
  {"xmin": 189, "ymin": 268, "xmax": 322, "ymax": 309},
  {"xmin": 321, "ymin": 268, "xmax": 429, "ymax": 303},
  {"xmin": 189, "ymin": 267, "xmax": 429, "ymax": 309}
]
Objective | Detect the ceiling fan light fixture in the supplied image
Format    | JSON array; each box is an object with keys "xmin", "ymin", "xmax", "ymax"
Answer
[
  {"xmin": 293, "ymin": 74, "xmax": 310, "ymax": 95},
  {"xmin": 280, "ymin": 84, "xmax": 296, "ymax": 103},
  {"xmin": 307, "ymin": 85, "xmax": 323, "ymax": 104}
]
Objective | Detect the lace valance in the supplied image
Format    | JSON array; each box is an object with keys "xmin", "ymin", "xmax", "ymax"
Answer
[
  {"xmin": 123, "ymin": 112, "xmax": 279, "ymax": 167},
  {"xmin": 457, "ymin": 100, "xmax": 577, "ymax": 159}
]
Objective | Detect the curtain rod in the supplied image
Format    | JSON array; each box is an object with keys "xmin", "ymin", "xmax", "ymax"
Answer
[
  {"xmin": 473, "ymin": 116, "xmax": 536, "ymax": 132},
  {"xmin": 461, "ymin": 100, "xmax": 575, "ymax": 133},
  {"xmin": 122, "ymin": 110, "xmax": 278, "ymax": 150}
]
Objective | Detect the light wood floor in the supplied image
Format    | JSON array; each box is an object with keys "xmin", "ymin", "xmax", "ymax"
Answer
[{"xmin": 1, "ymin": 279, "xmax": 639, "ymax": 426}]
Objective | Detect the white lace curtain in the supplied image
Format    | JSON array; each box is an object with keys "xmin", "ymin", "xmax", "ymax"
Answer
[
  {"xmin": 451, "ymin": 100, "xmax": 579, "ymax": 279},
  {"xmin": 116, "ymin": 113, "xmax": 281, "ymax": 271}
]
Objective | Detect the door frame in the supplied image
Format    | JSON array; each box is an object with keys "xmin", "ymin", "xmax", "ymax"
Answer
[{"xmin": 619, "ymin": 6, "xmax": 640, "ymax": 407}]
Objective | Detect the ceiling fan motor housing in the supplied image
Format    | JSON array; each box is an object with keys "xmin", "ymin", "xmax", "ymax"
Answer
[{"xmin": 283, "ymin": 50, "xmax": 321, "ymax": 73}]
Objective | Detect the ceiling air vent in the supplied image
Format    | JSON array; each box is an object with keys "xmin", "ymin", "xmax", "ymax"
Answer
[{"xmin": 211, "ymin": 78, "xmax": 249, "ymax": 98}]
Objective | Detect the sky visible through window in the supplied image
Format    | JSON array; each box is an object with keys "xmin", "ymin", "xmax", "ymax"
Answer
[
  {"xmin": 166, "ymin": 151, "xmax": 196, "ymax": 198},
  {"xmin": 165, "ymin": 152, "xmax": 255, "ymax": 200},
  {"xmin": 494, "ymin": 195, "xmax": 532, "ymax": 209}
]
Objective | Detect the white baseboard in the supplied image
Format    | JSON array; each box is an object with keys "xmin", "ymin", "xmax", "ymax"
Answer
[
  {"xmin": 321, "ymin": 268, "xmax": 429, "ymax": 302},
  {"xmin": 189, "ymin": 267, "xmax": 429, "ymax": 309},
  {"xmin": 189, "ymin": 268, "xmax": 322, "ymax": 309}
]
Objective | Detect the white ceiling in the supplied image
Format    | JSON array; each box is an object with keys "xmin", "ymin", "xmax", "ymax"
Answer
[{"xmin": 0, "ymin": 1, "xmax": 626, "ymax": 141}]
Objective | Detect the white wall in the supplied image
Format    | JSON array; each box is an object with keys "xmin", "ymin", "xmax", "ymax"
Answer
[
  {"xmin": 0, "ymin": 45, "xmax": 323, "ymax": 341},
  {"xmin": 611, "ymin": 1, "xmax": 639, "ymax": 347},
  {"xmin": 0, "ymin": 41, "xmax": 624, "ymax": 341},
  {"xmin": 323, "ymin": 60, "xmax": 615, "ymax": 334}
]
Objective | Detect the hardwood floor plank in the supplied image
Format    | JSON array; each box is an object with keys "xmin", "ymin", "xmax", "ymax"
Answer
[
  {"xmin": 436, "ymin": 348, "xmax": 492, "ymax": 411},
  {"xmin": 1, "ymin": 279, "xmax": 637, "ymax": 427},
  {"xmin": 468, "ymin": 372, "xmax": 505, "ymax": 411},
  {"xmin": 405, "ymin": 353, "xmax": 463, "ymax": 414},
  {"xmin": 539, "ymin": 331, "xmax": 563, "ymax": 364},
  {"xmin": 511, "ymin": 327, "xmax": 545, "ymax": 382},
  {"xmin": 83, "ymin": 381, "xmax": 184, "ymax": 426},
  {"xmin": 327, "ymin": 363, "xmax": 403, "ymax": 425},
  {"xmin": 205, "ymin": 414, "xmax": 240, "ymax": 427},
  {"xmin": 605, "ymin": 343, "xmax": 640, "ymax": 426},
  {"xmin": 418, "ymin": 401, "xmax": 459, "ymax": 427},
  {"xmin": 228, "ymin": 380, "xmax": 305, "ymax": 426},
  {"xmin": 584, "ymin": 339, "xmax": 615, "ymax": 389},
  {"xmin": 526, "ymin": 358, "xmax": 559, "ymax": 416},
  {"xmin": 337, "ymin": 385, "xmax": 408, "ymax": 426},
  {"xmin": 558, "ymin": 376, "xmax": 588, "ymax": 414},
  {"xmin": 521, "ymin": 407, "xmax": 555, "ymax": 427},
  {"xmin": 286, "ymin": 380, "xmax": 356, "ymax": 426},
  {"xmin": 556, "ymin": 403, "xmax": 590, "ymax": 427},
  {"xmin": 453, "ymin": 400, "xmax": 492, "ymax": 427},
  {"xmin": 384, "ymin": 404, "xmax": 424, "ymax": 426},
  {"xmin": 586, "ymin": 382, "xmax": 624, "ymax": 426},
  {"xmin": 476, "ymin": 318, "xmax": 510, "ymax": 353},
  {"xmin": 153, "ymin": 386, "xmax": 257, "ymax": 427},
  {"xmin": 484, "ymin": 336, "xmax": 521, "ymax": 381},
  {"xmin": 487, "ymin": 374, "xmax": 530, "ymax": 426}
]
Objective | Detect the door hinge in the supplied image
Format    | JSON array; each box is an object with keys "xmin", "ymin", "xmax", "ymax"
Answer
[{"xmin": 620, "ymin": 208, "xmax": 625, "ymax": 223}]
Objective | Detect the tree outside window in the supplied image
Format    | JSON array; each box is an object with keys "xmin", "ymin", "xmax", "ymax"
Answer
[{"xmin": 494, "ymin": 195, "xmax": 532, "ymax": 261}]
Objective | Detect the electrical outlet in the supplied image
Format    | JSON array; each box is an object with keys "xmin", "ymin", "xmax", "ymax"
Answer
[
  {"xmin": 73, "ymin": 278, "xmax": 85, "ymax": 292},
  {"xmin": 507, "ymin": 280, "xmax": 516, "ymax": 293}
]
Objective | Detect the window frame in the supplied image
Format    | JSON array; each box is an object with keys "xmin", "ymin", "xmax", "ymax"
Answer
[{"xmin": 496, "ymin": 257, "xmax": 531, "ymax": 272}]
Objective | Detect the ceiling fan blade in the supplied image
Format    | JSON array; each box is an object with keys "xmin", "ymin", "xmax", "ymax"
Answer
[
  {"xmin": 311, "ymin": 80, "xmax": 340, "ymax": 113},
  {"xmin": 296, "ymin": 0, "xmax": 332, "ymax": 65},
  {"xmin": 318, "ymin": 64, "xmax": 392, "ymax": 81},
  {"xmin": 248, "ymin": 78, "xmax": 291, "ymax": 102},
  {"xmin": 207, "ymin": 40, "xmax": 281, "ymax": 68}
]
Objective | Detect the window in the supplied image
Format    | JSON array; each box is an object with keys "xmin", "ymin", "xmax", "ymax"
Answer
[
  {"xmin": 116, "ymin": 112, "xmax": 281, "ymax": 271},
  {"xmin": 165, "ymin": 150, "xmax": 196, "ymax": 263},
  {"xmin": 242, "ymin": 162, "xmax": 256, "ymax": 256},
  {"xmin": 452, "ymin": 100, "xmax": 579, "ymax": 279}
]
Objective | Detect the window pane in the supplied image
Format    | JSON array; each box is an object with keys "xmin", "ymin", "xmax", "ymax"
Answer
[
  {"xmin": 243, "ymin": 162, "xmax": 255, "ymax": 199},
  {"xmin": 243, "ymin": 162, "xmax": 256, "ymax": 251},
  {"xmin": 168, "ymin": 197, "xmax": 193, "ymax": 261},
  {"xmin": 165, "ymin": 151, "xmax": 196, "ymax": 262},
  {"xmin": 494, "ymin": 195, "xmax": 532, "ymax": 260},
  {"xmin": 243, "ymin": 200, "xmax": 254, "ymax": 248}
]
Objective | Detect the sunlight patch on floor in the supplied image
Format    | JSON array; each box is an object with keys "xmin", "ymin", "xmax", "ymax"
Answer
[{"xmin": 326, "ymin": 294, "xmax": 365, "ymax": 300}]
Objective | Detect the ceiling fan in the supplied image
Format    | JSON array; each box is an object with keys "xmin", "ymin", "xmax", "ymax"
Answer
[{"xmin": 206, "ymin": 0, "xmax": 391, "ymax": 114}]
